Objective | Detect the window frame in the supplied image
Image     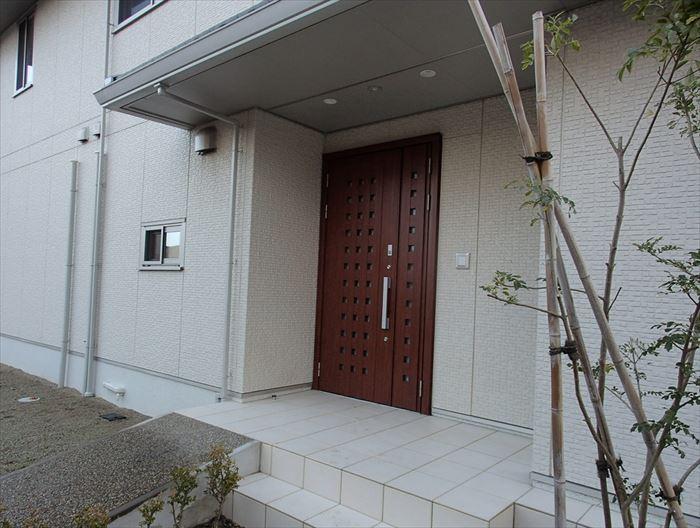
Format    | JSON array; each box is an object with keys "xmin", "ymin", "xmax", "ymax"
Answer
[
  {"xmin": 140, "ymin": 219, "xmax": 185, "ymax": 271},
  {"xmin": 14, "ymin": 11, "xmax": 34, "ymax": 96},
  {"xmin": 114, "ymin": 0, "xmax": 166, "ymax": 33}
]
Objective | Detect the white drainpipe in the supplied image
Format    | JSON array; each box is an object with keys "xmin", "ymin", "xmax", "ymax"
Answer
[
  {"xmin": 58, "ymin": 160, "xmax": 79, "ymax": 388},
  {"xmin": 153, "ymin": 84, "xmax": 241, "ymax": 402},
  {"xmin": 83, "ymin": 0, "xmax": 111, "ymax": 396}
]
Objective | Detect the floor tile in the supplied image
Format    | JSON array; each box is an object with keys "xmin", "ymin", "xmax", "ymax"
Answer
[
  {"xmin": 467, "ymin": 431, "xmax": 531, "ymax": 458},
  {"xmin": 388, "ymin": 470, "xmax": 458, "ymax": 500},
  {"xmin": 507, "ymin": 445, "xmax": 533, "ymax": 464},
  {"xmin": 306, "ymin": 505, "xmax": 378, "ymax": 528},
  {"xmin": 418, "ymin": 458, "xmax": 481, "ymax": 484},
  {"xmin": 278, "ymin": 436, "xmax": 332, "ymax": 456},
  {"xmin": 238, "ymin": 475, "xmax": 299, "ymax": 504},
  {"xmin": 516, "ymin": 488, "xmax": 593, "ymax": 522},
  {"xmin": 309, "ymin": 446, "xmax": 370, "ymax": 468},
  {"xmin": 442, "ymin": 448, "xmax": 503, "ymax": 470},
  {"xmin": 485, "ymin": 458, "xmax": 531, "ymax": 484},
  {"xmin": 461, "ymin": 472, "xmax": 531, "ymax": 501},
  {"xmin": 269, "ymin": 489, "xmax": 336, "ymax": 521},
  {"xmin": 383, "ymin": 487, "xmax": 432, "ymax": 528},
  {"xmin": 427, "ymin": 423, "xmax": 496, "ymax": 447},
  {"xmin": 341, "ymin": 472, "xmax": 383, "ymax": 520},
  {"xmin": 306, "ymin": 427, "xmax": 363, "ymax": 446},
  {"xmin": 267, "ymin": 506, "xmax": 304, "ymax": 528},
  {"xmin": 403, "ymin": 437, "xmax": 460, "ymax": 457},
  {"xmin": 378, "ymin": 447, "xmax": 438, "ymax": 470},
  {"xmin": 436, "ymin": 485, "xmax": 513, "ymax": 521},
  {"xmin": 344, "ymin": 434, "xmax": 400, "ymax": 456},
  {"xmin": 251, "ymin": 425, "xmax": 304, "ymax": 444},
  {"xmin": 304, "ymin": 459, "xmax": 341, "ymax": 502},
  {"xmin": 345, "ymin": 457, "xmax": 412, "ymax": 483}
]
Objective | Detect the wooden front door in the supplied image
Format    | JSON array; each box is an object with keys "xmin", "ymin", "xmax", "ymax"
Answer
[{"xmin": 313, "ymin": 135, "xmax": 440, "ymax": 413}]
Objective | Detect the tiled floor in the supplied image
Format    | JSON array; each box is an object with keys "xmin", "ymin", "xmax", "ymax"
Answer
[{"xmin": 181, "ymin": 390, "xmax": 601, "ymax": 527}]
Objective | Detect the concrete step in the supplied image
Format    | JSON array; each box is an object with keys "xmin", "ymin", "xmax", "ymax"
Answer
[
  {"xmin": 230, "ymin": 473, "xmax": 392, "ymax": 528},
  {"xmin": 259, "ymin": 442, "xmax": 606, "ymax": 528}
]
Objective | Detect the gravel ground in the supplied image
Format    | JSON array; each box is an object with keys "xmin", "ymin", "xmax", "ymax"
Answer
[
  {"xmin": 0, "ymin": 363, "xmax": 147, "ymax": 475},
  {"xmin": 0, "ymin": 413, "xmax": 251, "ymax": 527}
]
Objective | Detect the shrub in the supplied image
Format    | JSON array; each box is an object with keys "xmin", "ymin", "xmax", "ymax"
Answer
[
  {"xmin": 205, "ymin": 445, "xmax": 240, "ymax": 527},
  {"xmin": 138, "ymin": 496, "xmax": 164, "ymax": 528},
  {"xmin": 72, "ymin": 505, "xmax": 110, "ymax": 528},
  {"xmin": 167, "ymin": 466, "xmax": 199, "ymax": 528}
]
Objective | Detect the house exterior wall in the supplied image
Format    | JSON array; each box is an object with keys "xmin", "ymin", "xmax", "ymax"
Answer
[
  {"xmin": 0, "ymin": 0, "xmax": 322, "ymax": 414},
  {"xmin": 530, "ymin": 1, "xmax": 700, "ymax": 516}
]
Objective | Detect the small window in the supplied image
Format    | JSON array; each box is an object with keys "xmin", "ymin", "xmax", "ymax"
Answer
[
  {"xmin": 15, "ymin": 13, "xmax": 34, "ymax": 93},
  {"xmin": 118, "ymin": 0, "xmax": 157, "ymax": 24},
  {"xmin": 141, "ymin": 221, "xmax": 185, "ymax": 269}
]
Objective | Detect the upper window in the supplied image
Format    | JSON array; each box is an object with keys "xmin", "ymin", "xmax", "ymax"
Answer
[
  {"xmin": 141, "ymin": 221, "xmax": 185, "ymax": 270},
  {"xmin": 15, "ymin": 13, "xmax": 34, "ymax": 94},
  {"xmin": 118, "ymin": 0, "xmax": 157, "ymax": 24}
]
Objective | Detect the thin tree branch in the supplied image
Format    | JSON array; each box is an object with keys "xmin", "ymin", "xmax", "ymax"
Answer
[
  {"xmin": 623, "ymin": 59, "xmax": 671, "ymax": 153},
  {"xmin": 485, "ymin": 294, "xmax": 565, "ymax": 319},
  {"xmin": 556, "ymin": 55, "xmax": 618, "ymax": 152}
]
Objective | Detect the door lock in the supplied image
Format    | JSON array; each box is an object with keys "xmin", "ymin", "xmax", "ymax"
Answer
[{"xmin": 383, "ymin": 336, "xmax": 389, "ymax": 342}]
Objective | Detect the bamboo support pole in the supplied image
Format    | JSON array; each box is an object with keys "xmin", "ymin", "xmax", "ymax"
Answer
[
  {"xmin": 553, "ymin": 203, "xmax": 686, "ymax": 528},
  {"xmin": 532, "ymin": 14, "xmax": 566, "ymax": 526},
  {"xmin": 468, "ymin": 3, "xmax": 568, "ymax": 523},
  {"xmin": 555, "ymin": 244, "xmax": 633, "ymax": 528}
]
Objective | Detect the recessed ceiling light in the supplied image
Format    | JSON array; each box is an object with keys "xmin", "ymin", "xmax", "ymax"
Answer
[
  {"xmin": 419, "ymin": 69, "xmax": 437, "ymax": 78},
  {"xmin": 367, "ymin": 85, "xmax": 383, "ymax": 93},
  {"xmin": 323, "ymin": 98, "xmax": 338, "ymax": 105}
]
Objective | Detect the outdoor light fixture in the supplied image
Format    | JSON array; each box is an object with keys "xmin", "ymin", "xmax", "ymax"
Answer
[
  {"xmin": 323, "ymin": 98, "xmax": 338, "ymax": 105},
  {"xmin": 419, "ymin": 69, "xmax": 437, "ymax": 78},
  {"xmin": 367, "ymin": 85, "xmax": 383, "ymax": 93}
]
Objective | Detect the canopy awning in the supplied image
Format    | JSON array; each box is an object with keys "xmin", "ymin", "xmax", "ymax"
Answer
[{"xmin": 95, "ymin": 0, "xmax": 590, "ymax": 132}]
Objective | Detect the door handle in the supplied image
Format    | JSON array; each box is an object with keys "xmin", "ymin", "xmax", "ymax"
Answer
[{"xmin": 381, "ymin": 276, "xmax": 391, "ymax": 330}]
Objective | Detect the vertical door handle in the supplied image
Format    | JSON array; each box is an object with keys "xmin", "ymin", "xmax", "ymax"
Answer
[{"xmin": 381, "ymin": 276, "xmax": 391, "ymax": 330}]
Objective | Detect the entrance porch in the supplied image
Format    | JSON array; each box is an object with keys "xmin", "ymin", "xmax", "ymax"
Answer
[{"xmin": 179, "ymin": 390, "xmax": 603, "ymax": 527}]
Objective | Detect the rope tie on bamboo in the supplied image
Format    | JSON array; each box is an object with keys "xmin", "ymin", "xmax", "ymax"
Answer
[
  {"xmin": 549, "ymin": 340, "xmax": 579, "ymax": 361},
  {"xmin": 656, "ymin": 486, "xmax": 682, "ymax": 504},
  {"xmin": 522, "ymin": 151, "xmax": 553, "ymax": 164}
]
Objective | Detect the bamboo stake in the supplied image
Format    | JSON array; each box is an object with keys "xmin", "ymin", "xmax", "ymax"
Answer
[
  {"xmin": 532, "ymin": 13, "xmax": 566, "ymax": 527},
  {"xmin": 553, "ymin": 203, "xmax": 687, "ymax": 528},
  {"xmin": 473, "ymin": 6, "xmax": 568, "ymax": 523},
  {"xmin": 555, "ymin": 244, "xmax": 634, "ymax": 528}
]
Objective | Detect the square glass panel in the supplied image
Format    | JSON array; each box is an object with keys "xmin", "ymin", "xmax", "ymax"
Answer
[
  {"xmin": 144, "ymin": 228, "xmax": 162, "ymax": 263},
  {"xmin": 163, "ymin": 226, "xmax": 181, "ymax": 261}
]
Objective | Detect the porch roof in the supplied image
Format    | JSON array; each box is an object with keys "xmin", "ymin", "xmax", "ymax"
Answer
[{"xmin": 94, "ymin": 0, "xmax": 591, "ymax": 132}]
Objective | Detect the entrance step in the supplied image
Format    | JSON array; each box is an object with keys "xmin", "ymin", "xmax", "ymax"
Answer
[{"xmin": 229, "ymin": 473, "xmax": 392, "ymax": 528}]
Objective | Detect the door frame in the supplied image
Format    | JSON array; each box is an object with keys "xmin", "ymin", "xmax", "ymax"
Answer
[{"xmin": 312, "ymin": 133, "xmax": 441, "ymax": 414}]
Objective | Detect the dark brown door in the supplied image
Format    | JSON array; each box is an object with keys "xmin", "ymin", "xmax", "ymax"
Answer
[{"xmin": 314, "ymin": 135, "xmax": 440, "ymax": 413}]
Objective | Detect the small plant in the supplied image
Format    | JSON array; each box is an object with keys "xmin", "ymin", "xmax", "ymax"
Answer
[
  {"xmin": 167, "ymin": 466, "xmax": 200, "ymax": 528},
  {"xmin": 0, "ymin": 503, "xmax": 10, "ymax": 528},
  {"xmin": 205, "ymin": 444, "xmax": 240, "ymax": 528},
  {"xmin": 21, "ymin": 511, "xmax": 49, "ymax": 528},
  {"xmin": 72, "ymin": 505, "xmax": 110, "ymax": 528},
  {"xmin": 138, "ymin": 496, "xmax": 164, "ymax": 528}
]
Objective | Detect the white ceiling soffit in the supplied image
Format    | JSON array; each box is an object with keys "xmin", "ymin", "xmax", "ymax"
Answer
[{"xmin": 96, "ymin": 0, "xmax": 592, "ymax": 132}]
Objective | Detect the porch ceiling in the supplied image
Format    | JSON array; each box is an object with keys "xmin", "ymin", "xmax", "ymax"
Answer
[{"xmin": 95, "ymin": 0, "xmax": 592, "ymax": 132}]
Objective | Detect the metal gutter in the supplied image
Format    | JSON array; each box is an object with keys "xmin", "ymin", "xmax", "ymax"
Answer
[
  {"xmin": 58, "ymin": 160, "xmax": 78, "ymax": 388},
  {"xmin": 83, "ymin": 0, "xmax": 111, "ymax": 396}
]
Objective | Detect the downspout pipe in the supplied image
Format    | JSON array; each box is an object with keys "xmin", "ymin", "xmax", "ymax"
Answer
[
  {"xmin": 83, "ymin": 0, "xmax": 111, "ymax": 396},
  {"xmin": 153, "ymin": 83, "xmax": 241, "ymax": 402},
  {"xmin": 58, "ymin": 160, "xmax": 78, "ymax": 388}
]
